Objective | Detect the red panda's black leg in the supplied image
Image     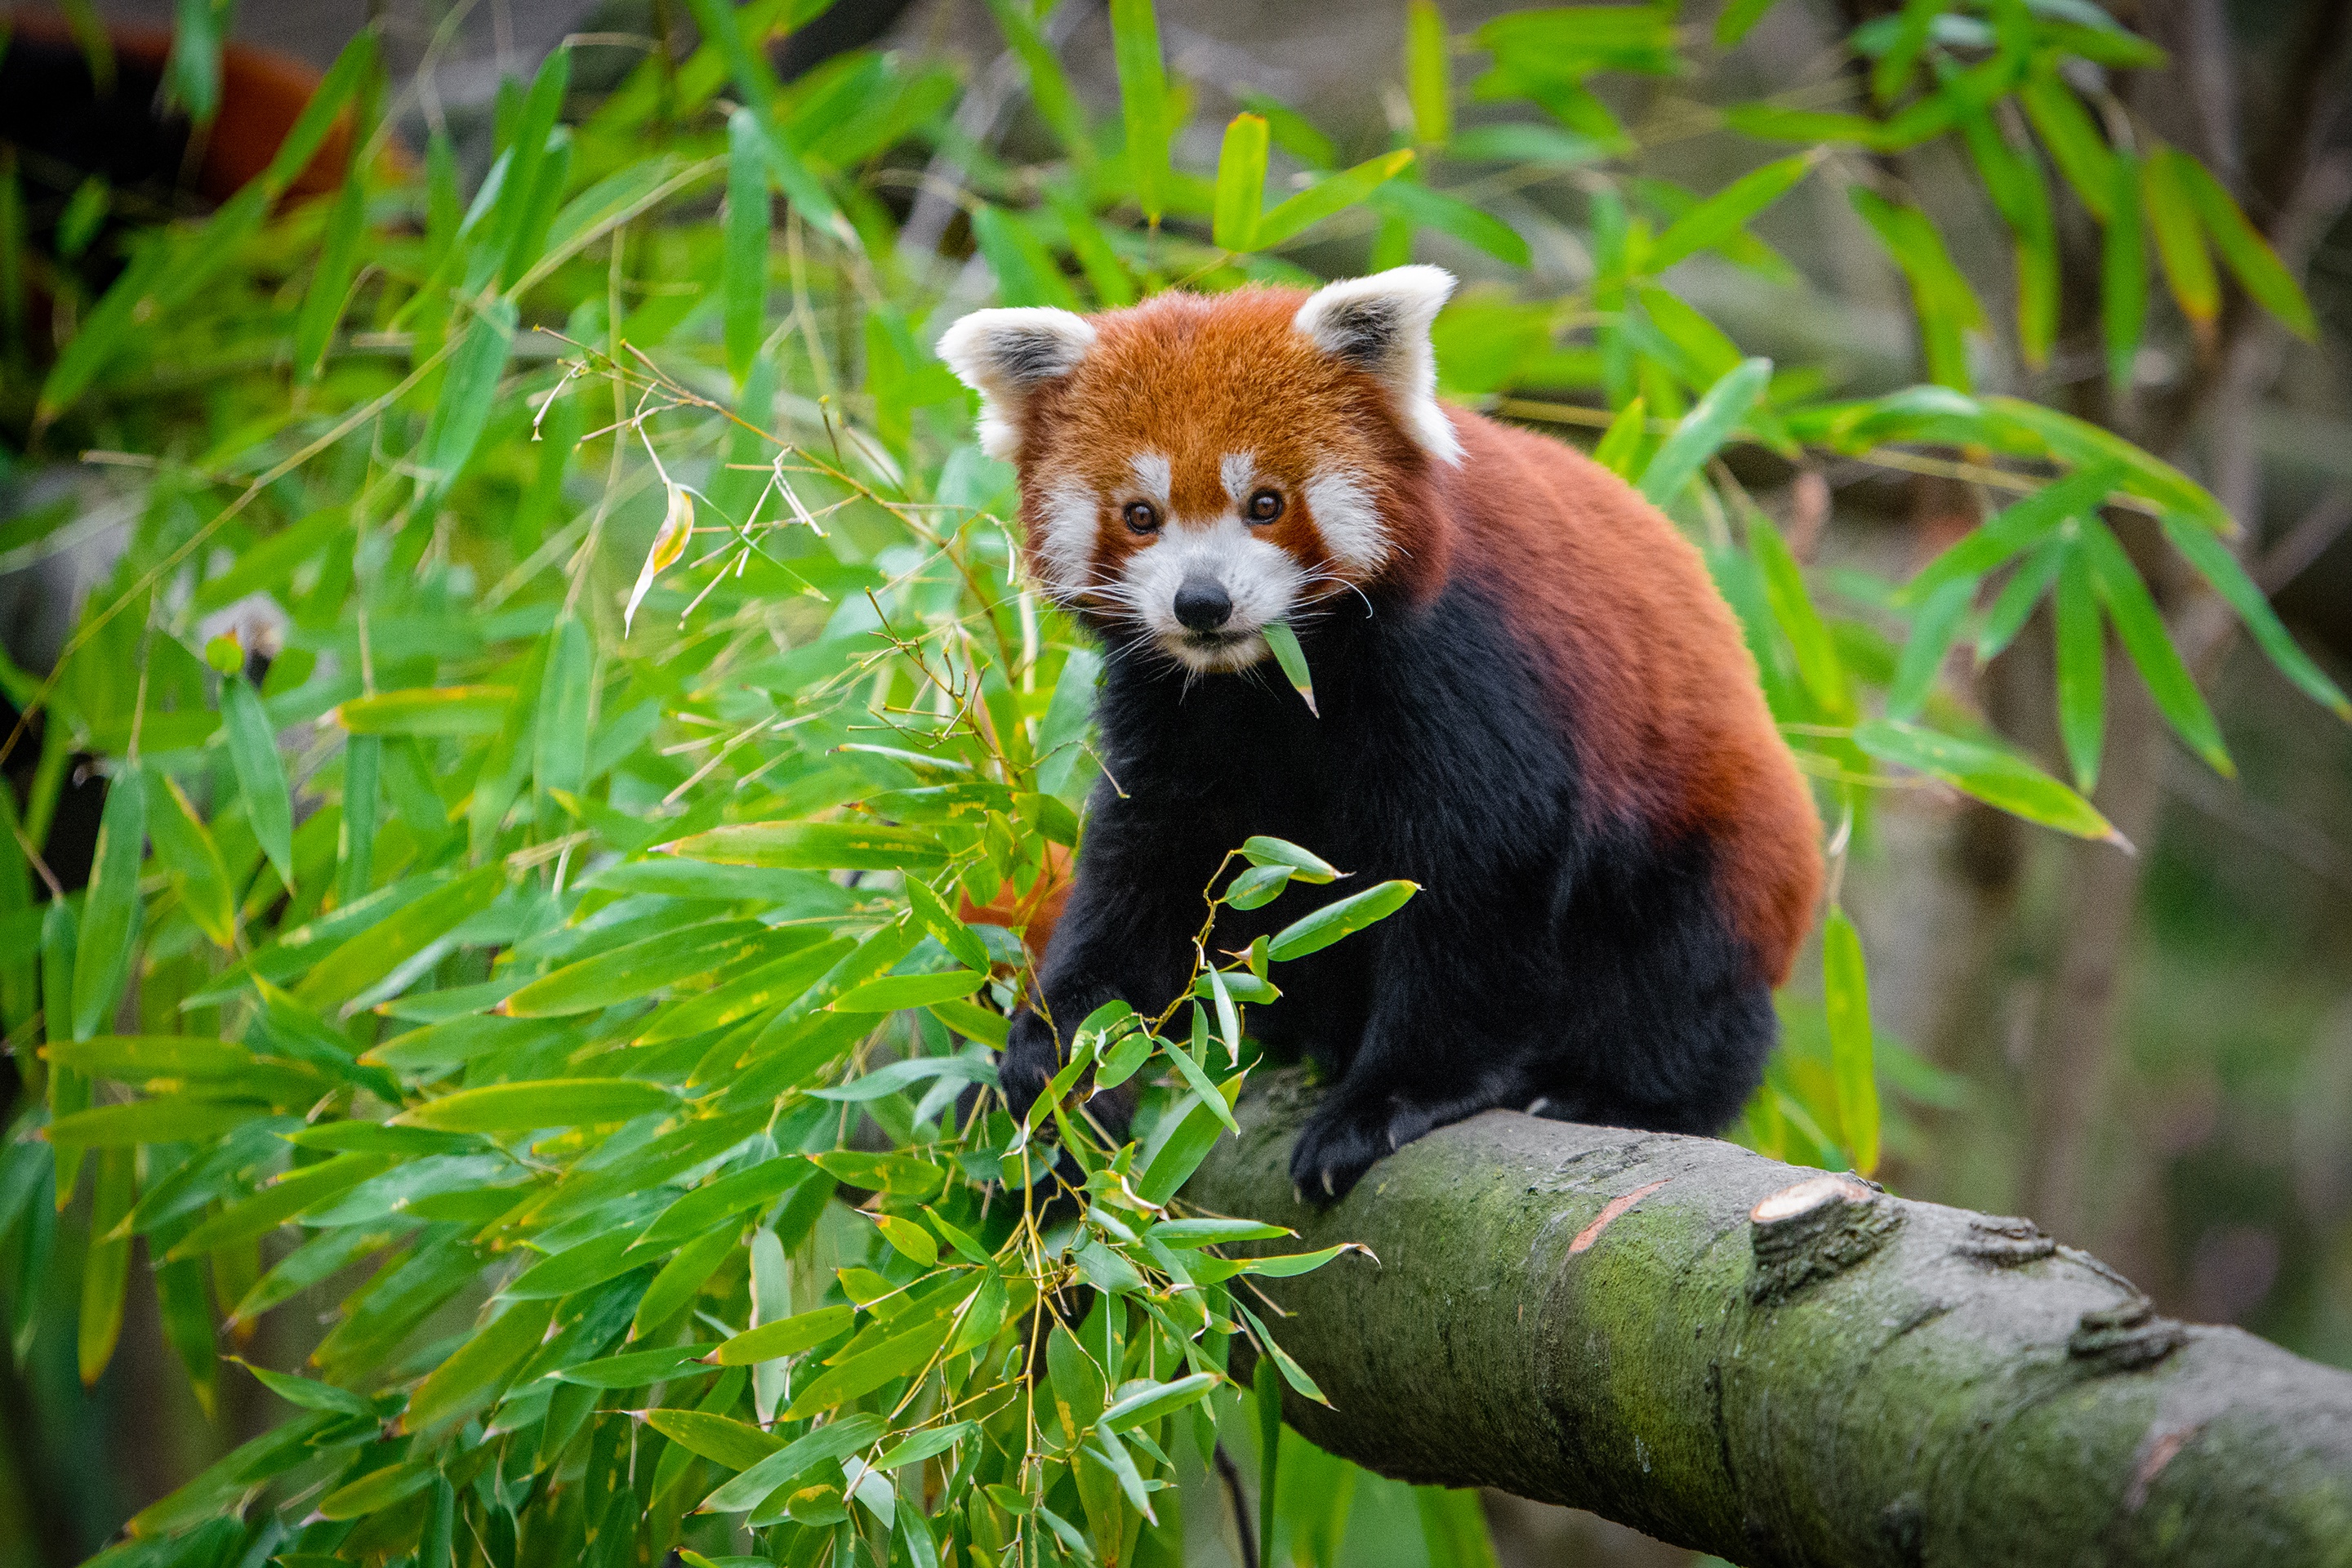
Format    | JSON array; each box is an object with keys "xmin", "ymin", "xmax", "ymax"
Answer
[{"xmin": 996, "ymin": 791, "xmax": 1227, "ymax": 1129}]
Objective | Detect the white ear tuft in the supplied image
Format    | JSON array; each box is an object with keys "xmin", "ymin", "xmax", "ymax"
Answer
[
  {"xmin": 1293, "ymin": 265, "xmax": 1461, "ymax": 465},
  {"xmin": 936, "ymin": 307, "xmax": 1097, "ymax": 461}
]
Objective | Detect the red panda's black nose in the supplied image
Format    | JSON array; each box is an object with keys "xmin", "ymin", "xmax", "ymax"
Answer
[{"xmin": 1174, "ymin": 578, "xmax": 1233, "ymax": 632}]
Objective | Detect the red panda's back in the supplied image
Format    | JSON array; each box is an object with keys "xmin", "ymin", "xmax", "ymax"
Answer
[{"xmin": 1439, "ymin": 410, "xmax": 1823, "ymax": 984}]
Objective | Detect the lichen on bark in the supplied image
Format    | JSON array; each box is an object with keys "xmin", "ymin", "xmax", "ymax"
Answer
[{"xmin": 1184, "ymin": 1070, "xmax": 2352, "ymax": 1567}]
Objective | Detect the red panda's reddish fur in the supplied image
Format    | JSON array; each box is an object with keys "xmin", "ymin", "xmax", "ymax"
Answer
[{"xmin": 1013, "ymin": 286, "xmax": 1820, "ymax": 987}]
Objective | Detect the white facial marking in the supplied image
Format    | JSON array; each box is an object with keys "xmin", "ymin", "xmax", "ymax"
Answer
[
  {"xmin": 1105, "ymin": 459, "xmax": 1307, "ymax": 673},
  {"xmin": 1303, "ymin": 466, "xmax": 1388, "ymax": 572},
  {"xmin": 1035, "ymin": 479, "xmax": 1100, "ymax": 601},
  {"xmin": 1129, "ymin": 451, "xmax": 1172, "ymax": 506},
  {"xmin": 1219, "ymin": 452, "xmax": 1257, "ymax": 505}
]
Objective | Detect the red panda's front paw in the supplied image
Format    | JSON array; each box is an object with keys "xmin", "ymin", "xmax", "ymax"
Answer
[{"xmin": 1288, "ymin": 1096, "xmax": 1400, "ymax": 1206}]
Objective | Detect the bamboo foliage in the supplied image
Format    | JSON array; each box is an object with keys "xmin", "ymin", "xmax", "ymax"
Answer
[{"xmin": 0, "ymin": 2, "xmax": 2337, "ymax": 1566}]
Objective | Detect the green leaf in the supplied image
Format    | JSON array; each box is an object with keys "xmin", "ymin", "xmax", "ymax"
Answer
[
  {"xmin": 1254, "ymin": 150, "xmax": 1416, "ymax": 249},
  {"xmin": 403, "ymin": 1295, "xmax": 555, "ymax": 1435},
  {"xmin": 1977, "ymin": 535, "xmax": 2067, "ymax": 665},
  {"xmin": 78, "ymin": 1147, "xmax": 134, "ymax": 1383},
  {"xmin": 501, "ymin": 919, "xmax": 777, "ymax": 1017},
  {"xmin": 1647, "ymin": 154, "xmax": 1814, "ymax": 274},
  {"xmin": 556, "ymin": 1343, "xmax": 720, "ymax": 1388},
  {"xmin": 1638, "ymin": 357, "xmax": 1771, "ymax": 506},
  {"xmin": 2053, "ymin": 541, "xmax": 2105, "ymax": 791},
  {"xmin": 1747, "ymin": 512, "xmax": 1851, "ymax": 720},
  {"xmin": 632, "ymin": 1224, "xmax": 740, "ymax": 1339},
  {"xmin": 71, "ymin": 763, "xmax": 145, "ymax": 1041},
  {"xmin": 1225, "ymin": 864, "xmax": 1292, "ymax": 911},
  {"xmin": 1821, "ymin": 907, "xmax": 1878, "ymax": 1176},
  {"xmin": 2019, "ymin": 64, "xmax": 2114, "ymax": 221},
  {"xmin": 1900, "ymin": 460, "xmax": 2127, "ymax": 608},
  {"xmin": 1853, "ymin": 719, "xmax": 2120, "ymax": 843},
  {"xmin": 2102, "ymin": 152, "xmax": 2147, "ymax": 391},
  {"xmin": 47, "ymin": 1098, "xmax": 262, "ymax": 1149},
  {"xmin": 1592, "ymin": 396, "xmax": 1648, "ymax": 479},
  {"xmin": 2078, "ymin": 518, "xmax": 2232, "ymax": 776},
  {"xmin": 2141, "ymin": 145, "xmax": 2219, "ymax": 329},
  {"xmin": 1405, "ymin": 0, "xmax": 1451, "ymax": 145},
  {"xmin": 260, "ymin": 29, "xmax": 376, "ymax": 198},
  {"xmin": 714, "ymin": 1303, "xmax": 855, "ymax": 1365},
  {"xmin": 330, "ymin": 684, "xmax": 517, "ymax": 736},
  {"xmin": 1370, "ymin": 179, "xmax": 1530, "ymax": 268},
  {"xmin": 1267, "ymin": 880, "xmax": 1417, "ymax": 962},
  {"xmin": 702, "ymin": 1412, "xmax": 888, "ymax": 1510},
  {"xmin": 1148, "ymin": 1218, "xmax": 1291, "ymax": 1249},
  {"xmin": 831, "ymin": 969, "xmax": 987, "ymax": 1012},
  {"xmin": 2172, "ymin": 150, "xmax": 2316, "ymax": 339},
  {"xmin": 1715, "ymin": 0, "xmax": 1782, "ymax": 46},
  {"xmin": 42, "ymin": 1035, "xmax": 252, "ymax": 1080},
  {"xmin": 295, "ymin": 173, "xmax": 369, "ymax": 379},
  {"xmin": 396, "ymin": 1078, "xmax": 679, "ymax": 1133},
  {"xmin": 661, "ymin": 821, "xmax": 945, "ymax": 871},
  {"xmin": 532, "ymin": 616, "xmax": 593, "ymax": 802},
  {"xmin": 166, "ymin": 1152, "xmax": 397, "ymax": 1258},
  {"xmin": 1886, "ymin": 576, "xmax": 1971, "ymax": 722},
  {"xmin": 293, "ymin": 863, "xmax": 508, "ymax": 1012},
  {"xmin": 1241, "ymin": 835, "xmax": 1340, "ymax": 883},
  {"xmin": 648, "ymin": 1408, "xmax": 785, "ymax": 1472},
  {"xmin": 1848, "ymin": 188, "xmax": 1980, "ymax": 390},
  {"xmin": 2157, "ymin": 514, "xmax": 2350, "ymax": 719},
  {"xmin": 724, "ymin": 109, "xmax": 773, "ymax": 384},
  {"xmin": 905, "ymin": 875, "xmax": 991, "ymax": 973},
  {"xmin": 223, "ymin": 677, "xmax": 293, "ymax": 889},
  {"xmin": 1261, "ymin": 621, "xmax": 1317, "ymax": 716},
  {"xmin": 1110, "ymin": 0, "xmax": 1171, "ymax": 223},
  {"xmin": 1137, "ymin": 1079, "xmax": 1242, "ymax": 1205},
  {"xmin": 416, "ymin": 300, "xmax": 517, "ymax": 505},
  {"xmin": 1213, "ymin": 114, "xmax": 1270, "ymax": 252}
]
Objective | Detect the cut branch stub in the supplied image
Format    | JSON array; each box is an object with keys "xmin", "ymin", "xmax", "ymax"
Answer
[
  {"xmin": 1746, "ymin": 1173, "xmax": 1904, "ymax": 1304},
  {"xmin": 2069, "ymin": 1293, "xmax": 2189, "ymax": 1373},
  {"xmin": 1958, "ymin": 1214, "xmax": 2058, "ymax": 1267}
]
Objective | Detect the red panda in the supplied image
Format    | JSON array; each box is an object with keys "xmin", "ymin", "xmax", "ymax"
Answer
[{"xmin": 939, "ymin": 265, "xmax": 1822, "ymax": 1201}]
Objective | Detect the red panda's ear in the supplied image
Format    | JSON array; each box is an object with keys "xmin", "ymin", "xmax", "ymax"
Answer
[
  {"xmin": 1293, "ymin": 265, "xmax": 1461, "ymax": 466},
  {"xmin": 936, "ymin": 307, "xmax": 1097, "ymax": 461}
]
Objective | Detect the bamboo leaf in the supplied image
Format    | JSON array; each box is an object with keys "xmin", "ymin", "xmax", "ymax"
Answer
[
  {"xmin": 78, "ymin": 1148, "xmax": 136, "ymax": 1384},
  {"xmin": 1647, "ymin": 154, "xmax": 1814, "ymax": 274},
  {"xmin": 2171, "ymin": 152, "xmax": 2318, "ymax": 340},
  {"xmin": 1267, "ymin": 880, "xmax": 1417, "ymax": 962},
  {"xmin": 1254, "ymin": 150, "xmax": 1416, "ymax": 249},
  {"xmin": 1592, "ymin": 396, "xmax": 1648, "ymax": 479},
  {"xmin": 1405, "ymin": 0, "xmax": 1451, "ymax": 147},
  {"xmin": 1638, "ymin": 357, "xmax": 1771, "ymax": 506},
  {"xmin": 1212, "ymin": 114, "xmax": 1270, "ymax": 252},
  {"xmin": 661, "ymin": 821, "xmax": 945, "ymax": 871},
  {"xmin": 2141, "ymin": 145, "xmax": 2219, "ymax": 330},
  {"xmin": 2053, "ymin": 541, "xmax": 2105, "ymax": 791},
  {"xmin": 1886, "ymin": 576, "xmax": 1972, "ymax": 722},
  {"xmin": 395, "ymin": 1078, "xmax": 679, "ymax": 1133},
  {"xmin": 1853, "ymin": 719, "xmax": 2120, "ymax": 843},
  {"xmin": 1111, "ymin": 0, "xmax": 1171, "ymax": 223},
  {"xmin": 223, "ymin": 678, "xmax": 293, "ymax": 889},
  {"xmin": 71, "ymin": 764, "xmax": 145, "ymax": 1041},
  {"xmin": 2079, "ymin": 519, "xmax": 2232, "ymax": 776},
  {"xmin": 2157, "ymin": 514, "xmax": 2350, "ymax": 719},
  {"xmin": 1262, "ymin": 621, "xmax": 1317, "ymax": 716},
  {"xmin": 416, "ymin": 300, "xmax": 517, "ymax": 506},
  {"xmin": 724, "ymin": 109, "xmax": 773, "ymax": 384},
  {"xmin": 2019, "ymin": 64, "xmax": 2113, "ymax": 221}
]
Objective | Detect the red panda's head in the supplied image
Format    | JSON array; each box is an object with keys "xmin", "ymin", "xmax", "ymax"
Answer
[{"xmin": 938, "ymin": 266, "xmax": 1461, "ymax": 673}]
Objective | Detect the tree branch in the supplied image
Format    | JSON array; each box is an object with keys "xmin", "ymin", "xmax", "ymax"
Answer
[{"xmin": 1186, "ymin": 1071, "xmax": 2352, "ymax": 1567}]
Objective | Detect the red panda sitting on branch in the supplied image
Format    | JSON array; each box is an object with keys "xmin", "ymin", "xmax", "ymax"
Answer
[{"xmin": 939, "ymin": 265, "xmax": 1823, "ymax": 1202}]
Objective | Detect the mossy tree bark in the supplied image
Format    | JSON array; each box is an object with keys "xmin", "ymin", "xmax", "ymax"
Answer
[{"xmin": 1183, "ymin": 1071, "xmax": 2352, "ymax": 1568}]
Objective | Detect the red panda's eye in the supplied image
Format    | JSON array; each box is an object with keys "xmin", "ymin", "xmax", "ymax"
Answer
[
  {"xmin": 1123, "ymin": 501, "xmax": 1160, "ymax": 535},
  {"xmin": 1247, "ymin": 489, "xmax": 1284, "ymax": 523}
]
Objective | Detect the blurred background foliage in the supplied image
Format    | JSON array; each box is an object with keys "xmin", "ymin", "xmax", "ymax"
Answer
[{"xmin": 0, "ymin": 0, "xmax": 2347, "ymax": 1565}]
